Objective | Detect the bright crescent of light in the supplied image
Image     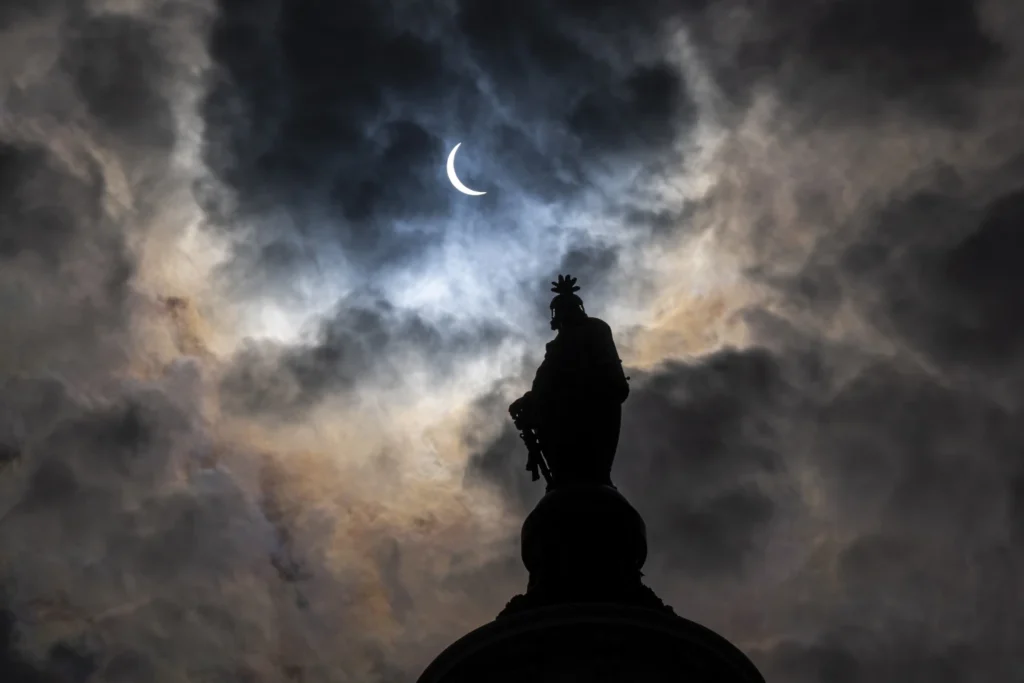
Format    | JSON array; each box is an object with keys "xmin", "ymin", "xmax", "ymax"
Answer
[{"xmin": 446, "ymin": 143, "xmax": 487, "ymax": 196}]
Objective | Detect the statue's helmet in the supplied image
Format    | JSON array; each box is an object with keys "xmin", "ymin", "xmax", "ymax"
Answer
[{"xmin": 549, "ymin": 274, "xmax": 586, "ymax": 329}]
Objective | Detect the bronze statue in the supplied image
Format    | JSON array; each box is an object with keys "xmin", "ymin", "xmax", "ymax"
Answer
[{"xmin": 509, "ymin": 275, "xmax": 630, "ymax": 489}]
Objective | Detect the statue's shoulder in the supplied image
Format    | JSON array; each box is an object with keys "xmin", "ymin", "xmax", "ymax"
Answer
[{"xmin": 584, "ymin": 317, "xmax": 613, "ymax": 335}]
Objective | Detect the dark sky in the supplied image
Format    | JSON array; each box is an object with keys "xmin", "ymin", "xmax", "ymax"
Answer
[{"xmin": 1, "ymin": 0, "xmax": 1023, "ymax": 681}]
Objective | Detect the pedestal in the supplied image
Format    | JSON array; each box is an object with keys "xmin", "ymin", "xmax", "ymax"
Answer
[{"xmin": 416, "ymin": 485, "xmax": 765, "ymax": 683}]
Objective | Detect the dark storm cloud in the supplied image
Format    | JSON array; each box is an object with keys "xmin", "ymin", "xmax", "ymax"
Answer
[
  {"xmin": 777, "ymin": 163, "xmax": 1024, "ymax": 371},
  {"xmin": 0, "ymin": 0, "xmax": 62, "ymax": 29},
  {"xmin": 566, "ymin": 63, "xmax": 690, "ymax": 154},
  {"xmin": 0, "ymin": 4, "xmax": 185, "ymax": 377},
  {"xmin": 7, "ymin": 381, "xmax": 193, "ymax": 522},
  {"xmin": 734, "ymin": 182, "xmax": 1024, "ymax": 680},
  {"xmin": 462, "ymin": 0, "xmax": 696, "ymax": 158},
  {"xmin": 63, "ymin": 13, "xmax": 176, "ymax": 149},
  {"xmin": 201, "ymin": 0, "xmax": 696, "ymax": 278},
  {"xmin": 883, "ymin": 185, "xmax": 1024, "ymax": 366},
  {"xmin": 689, "ymin": 0, "xmax": 1003, "ymax": 122},
  {"xmin": 0, "ymin": 139, "xmax": 133, "ymax": 373},
  {"xmin": 0, "ymin": 142, "xmax": 103, "ymax": 263},
  {"xmin": 614, "ymin": 351, "xmax": 782, "ymax": 577},
  {"xmin": 759, "ymin": 631, "xmax": 986, "ymax": 683},
  {"xmin": 327, "ymin": 121, "xmax": 450, "ymax": 227},
  {"xmin": 0, "ymin": 605, "xmax": 97, "ymax": 683},
  {"xmin": 754, "ymin": 529, "xmax": 1022, "ymax": 679},
  {"xmin": 202, "ymin": 0, "xmax": 461, "ymax": 260},
  {"xmin": 707, "ymin": 162, "xmax": 1024, "ymax": 678},
  {"xmin": 0, "ymin": 372, "xmax": 318, "ymax": 682},
  {"xmin": 458, "ymin": 0, "xmax": 694, "ymax": 156},
  {"xmin": 0, "ymin": 606, "xmax": 46, "ymax": 683},
  {"xmin": 220, "ymin": 294, "xmax": 508, "ymax": 418},
  {"xmin": 462, "ymin": 386, "xmax": 546, "ymax": 512}
]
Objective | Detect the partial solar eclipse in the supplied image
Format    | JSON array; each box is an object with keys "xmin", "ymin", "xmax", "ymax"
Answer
[{"xmin": 446, "ymin": 143, "xmax": 486, "ymax": 196}]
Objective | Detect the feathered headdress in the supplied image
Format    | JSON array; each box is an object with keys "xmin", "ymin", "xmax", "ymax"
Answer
[
  {"xmin": 549, "ymin": 274, "xmax": 586, "ymax": 317},
  {"xmin": 550, "ymin": 274, "xmax": 580, "ymax": 296}
]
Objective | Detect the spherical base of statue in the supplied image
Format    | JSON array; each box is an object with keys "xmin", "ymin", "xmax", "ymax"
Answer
[
  {"xmin": 416, "ymin": 485, "xmax": 765, "ymax": 683},
  {"xmin": 506, "ymin": 484, "xmax": 665, "ymax": 614}
]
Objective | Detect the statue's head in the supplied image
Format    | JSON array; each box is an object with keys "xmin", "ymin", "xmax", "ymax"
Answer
[{"xmin": 549, "ymin": 274, "xmax": 587, "ymax": 330}]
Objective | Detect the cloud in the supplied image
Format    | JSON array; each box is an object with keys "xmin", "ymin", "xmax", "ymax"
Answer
[
  {"xmin": 689, "ymin": 0, "xmax": 1003, "ymax": 121},
  {"xmin": 201, "ymin": 0, "xmax": 464, "ymax": 267},
  {"xmin": 64, "ymin": 13, "xmax": 177, "ymax": 149},
  {"xmin": 219, "ymin": 293, "xmax": 508, "ymax": 419},
  {"xmin": 462, "ymin": 385, "xmax": 546, "ymax": 512},
  {"xmin": 0, "ymin": 139, "xmax": 133, "ymax": 381},
  {"xmin": 880, "ymin": 185, "xmax": 1024, "ymax": 365},
  {"xmin": 200, "ymin": 0, "xmax": 700, "ymax": 291},
  {"xmin": 615, "ymin": 351, "xmax": 782, "ymax": 576},
  {"xmin": 0, "ymin": 371, "xmax": 296, "ymax": 681},
  {"xmin": 0, "ymin": 142, "xmax": 103, "ymax": 263}
]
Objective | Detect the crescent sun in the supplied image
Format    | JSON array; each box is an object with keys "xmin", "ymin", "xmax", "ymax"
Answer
[{"xmin": 446, "ymin": 143, "xmax": 487, "ymax": 196}]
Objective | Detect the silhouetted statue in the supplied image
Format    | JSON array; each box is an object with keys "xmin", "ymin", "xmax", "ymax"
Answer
[{"xmin": 509, "ymin": 275, "xmax": 630, "ymax": 489}]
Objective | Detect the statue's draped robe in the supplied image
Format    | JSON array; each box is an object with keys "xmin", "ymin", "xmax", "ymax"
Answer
[{"xmin": 529, "ymin": 317, "xmax": 629, "ymax": 486}]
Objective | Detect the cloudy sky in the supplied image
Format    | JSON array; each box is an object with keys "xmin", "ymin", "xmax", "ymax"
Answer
[{"xmin": 1, "ymin": 0, "xmax": 1023, "ymax": 681}]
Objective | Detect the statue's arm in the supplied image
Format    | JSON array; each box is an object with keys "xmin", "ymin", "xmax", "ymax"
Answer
[
  {"xmin": 510, "ymin": 353, "xmax": 555, "ymax": 423},
  {"xmin": 531, "ymin": 355, "xmax": 554, "ymax": 396},
  {"xmin": 593, "ymin": 320, "xmax": 630, "ymax": 403}
]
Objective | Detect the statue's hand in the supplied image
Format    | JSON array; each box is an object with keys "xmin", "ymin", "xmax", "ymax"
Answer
[
  {"xmin": 508, "ymin": 398, "xmax": 523, "ymax": 419},
  {"xmin": 509, "ymin": 392, "xmax": 533, "ymax": 421}
]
